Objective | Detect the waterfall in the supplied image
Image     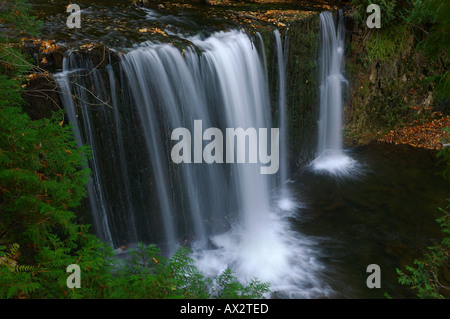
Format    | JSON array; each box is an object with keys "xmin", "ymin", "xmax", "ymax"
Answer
[
  {"xmin": 192, "ymin": 30, "xmax": 273, "ymax": 230},
  {"xmin": 311, "ymin": 10, "xmax": 356, "ymax": 175},
  {"xmin": 54, "ymin": 55, "xmax": 114, "ymax": 245},
  {"xmin": 274, "ymin": 29, "xmax": 289, "ymax": 186},
  {"xmin": 106, "ymin": 64, "xmax": 139, "ymax": 244},
  {"xmin": 317, "ymin": 11, "xmax": 345, "ymax": 154},
  {"xmin": 274, "ymin": 29, "xmax": 299, "ymax": 212},
  {"xmin": 186, "ymin": 32, "xmax": 326, "ymax": 298},
  {"xmin": 55, "ymin": 29, "xmax": 329, "ymax": 297}
]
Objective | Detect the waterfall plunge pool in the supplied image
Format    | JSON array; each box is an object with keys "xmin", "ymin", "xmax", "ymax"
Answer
[
  {"xmin": 283, "ymin": 142, "xmax": 448, "ymax": 298},
  {"xmin": 112, "ymin": 141, "xmax": 448, "ymax": 299}
]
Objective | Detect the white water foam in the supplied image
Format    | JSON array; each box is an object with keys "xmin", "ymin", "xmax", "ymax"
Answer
[
  {"xmin": 310, "ymin": 149, "xmax": 359, "ymax": 177},
  {"xmin": 192, "ymin": 197, "xmax": 332, "ymax": 298}
]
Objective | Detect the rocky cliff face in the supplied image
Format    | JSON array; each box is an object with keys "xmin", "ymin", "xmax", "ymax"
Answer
[{"xmin": 343, "ymin": 10, "xmax": 448, "ymax": 147}]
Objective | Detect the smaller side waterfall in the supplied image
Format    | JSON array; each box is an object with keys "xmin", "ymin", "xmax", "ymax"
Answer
[
  {"xmin": 54, "ymin": 55, "xmax": 115, "ymax": 245},
  {"xmin": 311, "ymin": 10, "xmax": 356, "ymax": 176},
  {"xmin": 274, "ymin": 29, "xmax": 299, "ymax": 212},
  {"xmin": 274, "ymin": 29, "xmax": 289, "ymax": 186}
]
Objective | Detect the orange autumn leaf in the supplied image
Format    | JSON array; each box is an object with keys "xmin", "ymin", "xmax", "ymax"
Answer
[{"xmin": 379, "ymin": 116, "xmax": 450, "ymax": 150}]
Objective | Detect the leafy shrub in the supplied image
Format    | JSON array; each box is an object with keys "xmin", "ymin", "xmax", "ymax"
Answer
[
  {"xmin": 396, "ymin": 136, "xmax": 450, "ymax": 299},
  {"xmin": 351, "ymin": 0, "xmax": 411, "ymax": 26},
  {"xmin": 396, "ymin": 204, "xmax": 449, "ymax": 299},
  {"xmin": 364, "ymin": 24, "xmax": 409, "ymax": 64},
  {"xmin": 0, "ymin": 242, "xmax": 271, "ymax": 299},
  {"xmin": 107, "ymin": 243, "xmax": 271, "ymax": 299},
  {"xmin": 408, "ymin": 0, "xmax": 449, "ymax": 101}
]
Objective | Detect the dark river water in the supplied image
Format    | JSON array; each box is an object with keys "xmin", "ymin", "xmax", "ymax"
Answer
[
  {"xmin": 289, "ymin": 142, "xmax": 448, "ymax": 298},
  {"xmin": 32, "ymin": 0, "xmax": 260, "ymax": 47}
]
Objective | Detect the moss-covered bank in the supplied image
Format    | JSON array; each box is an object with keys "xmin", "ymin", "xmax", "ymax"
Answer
[{"xmin": 343, "ymin": 8, "xmax": 449, "ymax": 148}]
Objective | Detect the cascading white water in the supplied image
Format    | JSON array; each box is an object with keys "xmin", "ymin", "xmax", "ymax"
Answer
[
  {"xmin": 183, "ymin": 31, "xmax": 328, "ymax": 298},
  {"xmin": 120, "ymin": 31, "xmax": 281, "ymax": 256},
  {"xmin": 189, "ymin": 31, "xmax": 279, "ymax": 278},
  {"xmin": 273, "ymin": 29, "xmax": 299, "ymax": 213},
  {"xmin": 54, "ymin": 56, "xmax": 114, "ymax": 245},
  {"xmin": 120, "ymin": 44, "xmax": 204, "ymax": 254},
  {"xmin": 56, "ymin": 28, "xmax": 331, "ymax": 297},
  {"xmin": 106, "ymin": 64, "xmax": 139, "ymax": 244},
  {"xmin": 311, "ymin": 11, "xmax": 357, "ymax": 175},
  {"xmin": 274, "ymin": 29, "xmax": 289, "ymax": 186}
]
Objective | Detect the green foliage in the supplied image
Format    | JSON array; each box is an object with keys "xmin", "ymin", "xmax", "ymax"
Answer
[
  {"xmin": 0, "ymin": 0, "xmax": 95, "ymax": 278},
  {"xmin": 351, "ymin": 0, "xmax": 411, "ymax": 26},
  {"xmin": 0, "ymin": 106, "xmax": 92, "ymax": 248},
  {"xmin": 105, "ymin": 243, "xmax": 270, "ymax": 299},
  {"xmin": 349, "ymin": 0, "xmax": 449, "ymax": 135},
  {"xmin": 0, "ymin": 0, "xmax": 95, "ymax": 299},
  {"xmin": 107, "ymin": 243, "xmax": 183, "ymax": 299},
  {"xmin": 0, "ymin": 0, "xmax": 43, "ymax": 79},
  {"xmin": 0, "ymin": 244, "xmax": 38, "ymax": 298},
  {"xmin": 408, "ymin": 0, "xmax": 450, "ymax": 60},
  {"xmin": 0, "ymin": 0, "xmax": 42, "ymax": 42},
  {"xmin": 0, "ymin": 236, "xmax": 118, "ymax": 299},
  {"xmin": 396, "ymin": 204, "xmax": 450, "ymax": 299},
  {"xmin": 408, "ymin": 0, "xmax": 450, "ymax": 100},
  {"xmin": 364, "ymin": 24, "xmax": 409, "ymax": 64},
  {"xmin": 213, "ymin": 268, "xmax": 270, "ymax": 299},
  {"xmin": 396, "ymin": 138, "xmax": 450, "ymax": 299},
  {"xmin": 0, "ymin": 240, "xmax": 271, "ymax": 299},
  {"xmin": 353, "ymin": 0, "xmax": 449, "ymax": 100}
]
